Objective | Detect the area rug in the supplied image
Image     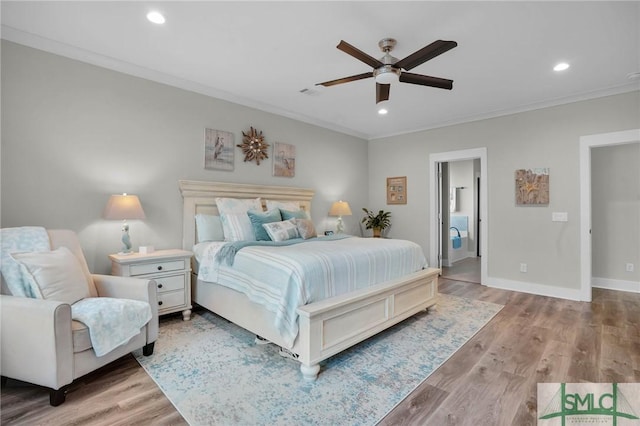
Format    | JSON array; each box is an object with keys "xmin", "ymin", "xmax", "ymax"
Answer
[{"xmin": 134, "ymin": 294, "xmax": 502, "ymax": 425}]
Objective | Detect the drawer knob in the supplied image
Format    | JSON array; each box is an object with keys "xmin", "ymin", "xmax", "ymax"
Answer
[
  {"xmin": 157, "ymin": 283, "xmax": 163, "ymax": 289},
  {"xmin": 157, "ymin": 266, "xmax": 163, "ymax": 271},
  {"xmin": 158, "ymin": 301, "xmax": 163, "ymax": 306}
]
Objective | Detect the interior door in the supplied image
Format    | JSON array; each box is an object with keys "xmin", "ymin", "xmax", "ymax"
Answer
[{"xmin": 436, "ymin": 162, "xmax": 443, "ymax": 269}]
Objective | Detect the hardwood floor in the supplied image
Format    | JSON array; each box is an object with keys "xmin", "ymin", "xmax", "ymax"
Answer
[
  {"xmin": 2, "ymin": 281, "xmax": 638, "ymax": 425},
  {"xmin": 441, "ymin": 257, "xmax": 481, "ymax": 284}
]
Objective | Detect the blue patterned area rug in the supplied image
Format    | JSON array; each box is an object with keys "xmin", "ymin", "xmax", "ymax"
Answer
[{"xmin": 134, "ymin": 294, "xmax": 502, "ymax": 425}]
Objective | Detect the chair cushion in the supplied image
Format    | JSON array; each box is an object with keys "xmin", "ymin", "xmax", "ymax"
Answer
[
  {"xmin": 10, "ymin": 247, "xmax": 90, "ymax": 304},
  {"xmin": 72, "ymin": 320, "xmax": 93, "ymax": 353}
]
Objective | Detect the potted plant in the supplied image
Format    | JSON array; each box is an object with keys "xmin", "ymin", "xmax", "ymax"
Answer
[{"xmin": 361, "ymin": 208, "xmax": 391, "ymax": 238}]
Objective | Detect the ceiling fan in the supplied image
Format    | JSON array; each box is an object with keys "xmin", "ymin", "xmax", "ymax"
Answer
[{"xmin": 316, "ymin": 38, "xmax": 457, "ymax": 104}]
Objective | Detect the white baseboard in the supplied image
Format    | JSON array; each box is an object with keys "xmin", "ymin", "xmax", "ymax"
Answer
[
  {"xmin": 592, "ymin": 277, "xmax": 640, "ymax": 293},
  {"xmin": 486, "ymin": 277, "xmax": 584, "ymax": 301}
]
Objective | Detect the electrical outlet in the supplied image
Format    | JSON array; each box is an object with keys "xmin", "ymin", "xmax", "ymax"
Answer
[
  {"xmin": 520, "ymin": 263, "xmax": 527, "ymax": 273},
  {"xmin": 626, "ymin": 263, "xmax": 635, "ymax": 272}
]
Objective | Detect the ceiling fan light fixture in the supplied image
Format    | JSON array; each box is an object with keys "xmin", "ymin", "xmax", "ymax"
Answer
[
  {"xmin": 378, "ymin": 108, "xmax": 388, "ymax": 115},
  {"xmin": 374, "ymin": 66, "xmax": 400, "ymax": 84}
]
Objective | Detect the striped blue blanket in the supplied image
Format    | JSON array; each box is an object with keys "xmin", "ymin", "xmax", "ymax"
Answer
[{"xmin": 196, "ymin": 236, "xmax": 427, "ymax": 348}]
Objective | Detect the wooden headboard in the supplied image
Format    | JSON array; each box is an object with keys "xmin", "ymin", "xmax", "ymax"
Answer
[{"xmin": 178, "ymin": 180, "xmax": 315, "ymax": 250}]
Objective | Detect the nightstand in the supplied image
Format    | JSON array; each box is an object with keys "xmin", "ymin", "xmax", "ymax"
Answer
[{"xmin": 109, "ymin": 249, "xmax": 193, "ymax": 320}]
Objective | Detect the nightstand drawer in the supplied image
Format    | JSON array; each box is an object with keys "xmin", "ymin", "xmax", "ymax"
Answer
[
  {"xmin": 155, "ymin": 274, "xmax": 185, "ymax": 293},
  {"xmin": 158, "ymin": 290, "xmax": 186, "ymax": 310},
  {"xmin": 130, "ymin": 259, "xmax": 186, "ymax": 276}
]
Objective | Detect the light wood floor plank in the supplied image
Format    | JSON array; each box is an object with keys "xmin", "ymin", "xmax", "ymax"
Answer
[{"xmin": 3, "ymin": 277, "xmax": 639, "ymax": 425}]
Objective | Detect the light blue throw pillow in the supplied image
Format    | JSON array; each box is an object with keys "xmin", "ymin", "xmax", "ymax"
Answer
[
  {"xmin": 195, "ymin": 214, "xmax": 225, "ymax": 242},
  {"xmin": 280, "ymin": 209, "xmax": 308, "ymax": 220},
  {"xmin": 248, "ymin": 209, "xmax": 282, "ymax": 241}
]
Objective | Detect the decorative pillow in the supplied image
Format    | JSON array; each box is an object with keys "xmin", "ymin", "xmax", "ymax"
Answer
[
  {"xmin": 280, "ymin": 208, "xmax": 308, "ymax": 220},
  {"xmin": 266, "ymin": 200, "xmax": 301, "ymax": 212},
  {"xmin": 195, "ymin": 214, "xmax": 225, "ymax": 242},
  {"xmin": 247, "ymin": 209, "xmax": 282, "ymax": 241},
  {"xmin": 262, "ymin": 219, "xmax": 300, "ymax": 242},
  {"xmin": 215, "ymin": 197, "xmax": 262, "ymax": 242},
  {"xmin": 219, "ymin": 213, "xmax": 255, "ymax": 242},
  {"xmin": 295, "ymin": 218, "xmax": 317, "ymax": 239},
  {"xmin": 10, "ymin": 247, "xmax": 90, "ymax": 305},
  {"xmin": 216, "ymin": 197, "xmax": 262, "ymax": 214}
]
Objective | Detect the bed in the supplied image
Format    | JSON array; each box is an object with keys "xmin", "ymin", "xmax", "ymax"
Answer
[{"xmin": 179, "ymin": 180, "xmax": 440, "ymax": 380}]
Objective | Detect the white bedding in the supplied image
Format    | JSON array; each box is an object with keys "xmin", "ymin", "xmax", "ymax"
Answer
[{"xmin": 194, "ymin": 236, "xmax": 427, "ymax": 348}]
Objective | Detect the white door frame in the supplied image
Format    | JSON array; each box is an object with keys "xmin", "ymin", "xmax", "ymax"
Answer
[
  {"xmin": 429, "ymin": 147, "xmax": 488, "ymax": 285},
  {"xmin": 579, "ymin": 129, "xmax": 640, "ymax": 302}
]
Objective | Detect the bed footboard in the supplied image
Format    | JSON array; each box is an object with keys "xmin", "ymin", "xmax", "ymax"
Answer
[{"xmin": 295, "ymin": 267, "xmax": 439, "ymax": 380}]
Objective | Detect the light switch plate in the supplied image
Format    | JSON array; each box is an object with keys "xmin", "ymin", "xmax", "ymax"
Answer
[{"xmin": 552, "ymin": 212, "xmax": 568, "ymax": 222}]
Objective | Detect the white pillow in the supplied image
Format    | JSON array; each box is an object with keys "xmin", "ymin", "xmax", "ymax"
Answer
[
  {"xmin": 195, "ymin": 214, "xmax": 225, "ymax": 242},
  {"xmin": 10, "ymin": 247, "xmax": 90, "ymax": 304},
  {"xmin": 219, "ymin": 212, "xmax": 257, "ymax": 242},
  {"xmin": 215, "ymin": 197, "xmax": 262, "ymax": 242},
  {"xmin": 262, "ymin": 219, "xmax": 300, "ymax": 242},
  {"xmin": 265, "ymin": 200, "xmax": 301, "ymax": 212},
  {"xmin": 216, "ymin": 197, "xmax": 262, "ymax": 214}
]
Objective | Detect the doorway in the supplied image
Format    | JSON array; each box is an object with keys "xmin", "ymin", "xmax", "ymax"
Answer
[
  {"xmin": 579, "ymin": 129, "xmax": 640, "ymax": 302},
  {"xmin": 429, "ymin": 148, "xmax": 488, "ymax": 285}
]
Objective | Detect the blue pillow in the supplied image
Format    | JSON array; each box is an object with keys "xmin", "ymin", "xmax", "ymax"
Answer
[
  {"xmin": 247, "ymin": 209, "xmax": 282, "ymax": 241},
  {"xmin": 279, "ymin": 208, "xmax": 307, "ymax": 220},
  {"xmin": 195, "ymin": 214, "xmax": 225, "ymax": 242}
]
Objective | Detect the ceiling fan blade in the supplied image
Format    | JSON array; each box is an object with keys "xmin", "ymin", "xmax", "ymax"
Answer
[
  {"xmin": 394, "ymin": 40, "xmax": 457, "ymax": 71},
  {"xmin": 399, "ymin": 72, "xmax": 453, "ymax": 90},
  {"xmin": 337, "ymin": 40, "xmax": 384, "ymax": 69},
  {"xmin": 376, "ymin": 83, "xmax": 390, "ymax": 104},
  {"xmin": 316, "ymin": 72, "xmax": 373, "ymax": 87}
]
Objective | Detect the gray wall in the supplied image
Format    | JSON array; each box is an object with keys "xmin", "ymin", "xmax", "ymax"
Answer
[
  {"xmin": 591, "ymin": 142, "xmax": 640, "ymax": 281},
  {"xmin": 2, "ymin": 40, "xmax": 639, "ymax": 295},
  {"xmin": 1, "ymin": 41, "xmax": 369, "ymax": 274},
  {"xmin": 369, "ymin": 91, "xmax": 640, "ymax": 292}
]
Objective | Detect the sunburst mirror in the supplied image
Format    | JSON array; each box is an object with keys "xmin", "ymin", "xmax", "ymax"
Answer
[{"xmin": 238, "ymin": 126, "xmax": 269, "ymax": 165}]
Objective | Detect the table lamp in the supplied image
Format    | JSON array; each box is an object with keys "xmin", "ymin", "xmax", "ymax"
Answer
[
  {"xmin": 103, "ymin": 193, "xmax": 146, "ymax": 254},
  {"xmin": 329, "ymin": 200, "xmax": 352, "ymax": 234}
]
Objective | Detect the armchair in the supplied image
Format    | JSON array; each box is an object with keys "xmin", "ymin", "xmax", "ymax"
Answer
[{"xmin": 1, "ymin": 229, "xmax": 159, "ymax": 406}]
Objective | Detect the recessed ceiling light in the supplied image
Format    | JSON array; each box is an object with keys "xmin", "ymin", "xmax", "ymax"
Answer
[
  {"xmin": 553, "ymin": 62, "xmax": 570, "ymax": 72},
  {"xmin": 378, "ymin": 108, "xmax": 388, "ymax": 115},
  {"xmin": 146, "ymin": 11, "xmax": 165, "ymax": 24}
]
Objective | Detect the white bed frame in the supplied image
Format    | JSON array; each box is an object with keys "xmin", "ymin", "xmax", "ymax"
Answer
[{"xmin": 179, "ymin": 180, "xmax": 440, "ymax": 380}]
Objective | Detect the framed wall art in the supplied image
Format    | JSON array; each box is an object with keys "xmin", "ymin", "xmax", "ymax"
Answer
[
  {"xmin": 515, "ymin": 168, "xmax": 549, "ymax": 205},
  {"xmin": 387, "ymin": 176, "xmax": 407, "ymax": 204},
  {"xmin": 273, "ymin": 142, "xmax": 295, "ymax": 177},
  {"xmin": 204, "ymin": 128, "xmax": 234, "ymax": 171}
]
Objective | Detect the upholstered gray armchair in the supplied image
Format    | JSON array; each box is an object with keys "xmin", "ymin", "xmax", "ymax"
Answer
[{"xmin": 1, "ymin": 229, "xmax": 159, "ymax": 406}]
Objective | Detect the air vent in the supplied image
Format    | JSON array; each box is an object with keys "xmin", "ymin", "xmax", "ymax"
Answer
[{"xmin": 299, "ymin": 88, "xmax": 321, "ymax": 96}]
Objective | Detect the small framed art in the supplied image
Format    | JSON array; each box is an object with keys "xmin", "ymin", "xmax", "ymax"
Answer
[
  {"xmin": 204, "ymin": 128, "xmax": 234, "ymax": 171},
  {"xmin": 273, "ymin": 142, "xmax": 295, "ymax": 177},
  {"xmin": 515, "ymin": 168, "xmax": 549, "ymax": 205},
  {"xmin": 387, "ymin": 176, "xmax": 407, "ymax": 205}
]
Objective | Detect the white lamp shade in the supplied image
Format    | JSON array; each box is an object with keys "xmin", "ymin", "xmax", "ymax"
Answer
[
  {"xmin": 329, "ymin": 201, "xmax": 352, "ymax": 217},
  {"xmin": 103, "ymin": 194, "xmax": 146, "ymax": 220}
]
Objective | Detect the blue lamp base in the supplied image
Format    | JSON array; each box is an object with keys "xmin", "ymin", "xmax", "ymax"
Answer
[{"xmin": 120, "ymin": 223, "xmax": 133, "ymax": 255}]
